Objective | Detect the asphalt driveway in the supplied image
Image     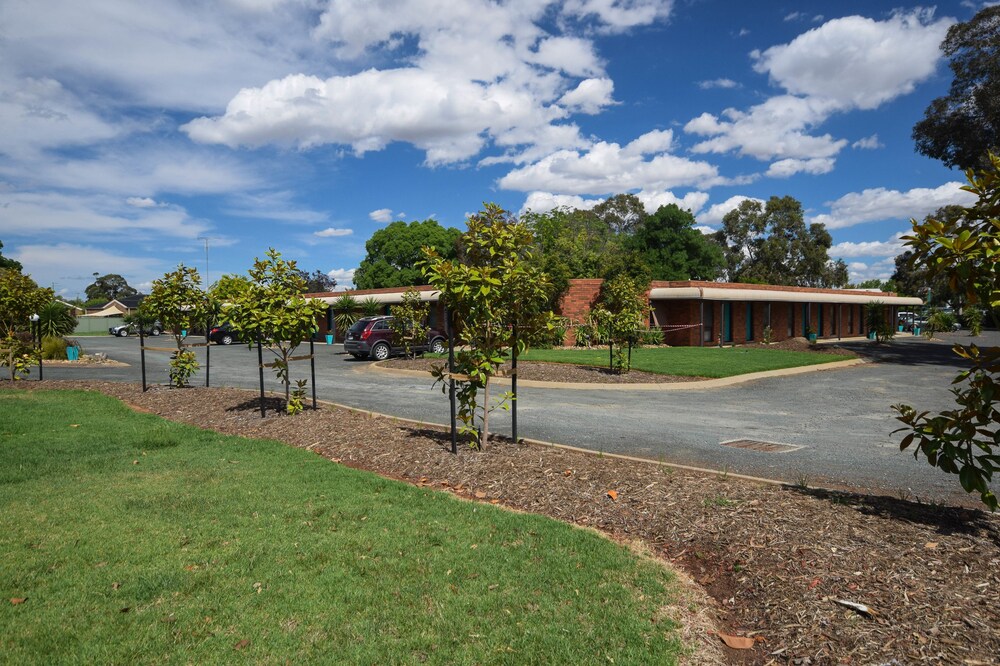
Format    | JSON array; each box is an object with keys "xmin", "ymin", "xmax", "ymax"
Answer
[{"xmin": 27, "ymin": 330, "xmax": 998, "ymax": 506}]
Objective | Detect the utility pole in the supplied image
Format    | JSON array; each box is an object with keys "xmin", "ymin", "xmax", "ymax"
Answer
[{"xmin": 198, "ymin": 237, "xmax": 210, "ymax": 287}]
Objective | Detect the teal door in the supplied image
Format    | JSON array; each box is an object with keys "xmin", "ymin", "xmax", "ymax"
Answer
[
  {"xmin": 818, "ymin": 305, "xmax": 823, "ymax": 337},
  {"xmin": 723, "ymin": 303, "xmax": 733, "ymax": 343}
]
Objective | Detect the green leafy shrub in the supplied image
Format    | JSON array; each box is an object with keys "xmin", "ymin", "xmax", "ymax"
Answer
[
  {"xmin": 964, "ymin": 305, "xmax": 983, "ymax": 336},
  {"xmin": 287, "ymin": 379, "xmax": 308, "ymax": 415},
  {"xmin": 41, "ymin": 335, "xmax": 68, "ymax": 360},
  {"xmin": 168, "ymin": 349, "xmax": 199, "ymax": 388},
  {"xmin": 640, "ymin": 327, "xmax": 664, "ymax": 346},
  {"xmin": 1, "ymin": 333, "xmax": 39, "ymax": 379},
  {"xmin": 762, "ymin": 325, "xmax": 773, "ymax": 344},
  {"xmin": 925, "ymin": 310, "xmax": 957, "ymax": 338}
]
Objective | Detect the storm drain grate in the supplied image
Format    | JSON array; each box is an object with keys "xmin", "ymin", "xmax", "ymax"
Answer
[{"xmin": 720, "ymin": 438, "xmax": 802, "ymax": 453}]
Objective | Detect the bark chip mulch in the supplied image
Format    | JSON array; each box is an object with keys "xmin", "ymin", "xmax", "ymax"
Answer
[{"xmin": 22, "ymin": 380, "xmax": 1000, "ymax": 666}]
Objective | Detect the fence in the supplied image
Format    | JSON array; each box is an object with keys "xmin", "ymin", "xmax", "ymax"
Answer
[{"xmin": 74, "ymin": 316, "xmax": 124, "ymax": 335}]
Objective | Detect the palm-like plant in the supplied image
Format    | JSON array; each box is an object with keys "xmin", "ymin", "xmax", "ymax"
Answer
[
  {"xmin": 359, "ymin": 296, "xmax": 383, "ymax": 317},
  {"xmin": 332, "ymin": 294, "xmax": 360, "ymax": 331},
  {"xmin": 38, "ymin": 302, "xmax": 77, "ymax": 338}
]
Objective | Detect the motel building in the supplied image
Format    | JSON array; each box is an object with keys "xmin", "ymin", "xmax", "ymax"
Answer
[{"xmin": 307, "ymin": 279, "xmax": 923, "ymax": 346}]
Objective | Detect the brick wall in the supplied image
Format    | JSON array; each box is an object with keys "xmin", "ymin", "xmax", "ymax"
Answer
[{"xmin": 557, "ymin": 279, "xmax": 604, "ymax": 345}]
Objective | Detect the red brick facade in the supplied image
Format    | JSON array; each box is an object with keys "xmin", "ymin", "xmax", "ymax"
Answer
[
  {"xmin": 307, "ymin": 279, "xmax": 908, "ymax": 347},
  {"xmin": 557, "ymin": 279, "xmax": 904, "ymax": 347}
]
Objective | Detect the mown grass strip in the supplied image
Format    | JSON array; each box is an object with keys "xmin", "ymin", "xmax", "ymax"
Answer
[
  {"xmin": 519, "ymin": 346, "xmax": 847, "ymax": 378},
  {"xmin": 0, "ymin": 389, "xmax": 685, "ymax": 664}
]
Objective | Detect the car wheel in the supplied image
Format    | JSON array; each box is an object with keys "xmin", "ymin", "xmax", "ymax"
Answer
[
  {"xmin": 151, "ymin": 328, "xmax": 161, "ymax": 336},
  {"xmin": 371, "ymin": 342, "xmax": 390, "ymax": 361},
  {"xmin": 430, "ymin": 337, "xmax": 446, "ymax": 354},
  {"xmin": 221, "ymin": 334, "xmax": 234, "ymax": 345},
  {"xmin": 117, "ymin": 329, "xmax": 129, "ymax": 337}
]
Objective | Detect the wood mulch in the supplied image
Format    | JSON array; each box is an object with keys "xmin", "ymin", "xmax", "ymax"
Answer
[{"xmin": 16, "ymin": 379, "xmax": 999, "ymax": 666}]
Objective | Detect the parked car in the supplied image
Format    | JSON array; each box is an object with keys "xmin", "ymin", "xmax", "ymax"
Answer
[
  {"xmin": 344, "ymin": 315, "xmax": 447, "ymax": 360},
  {"xmin": 109, "ymin": 321, "xmax": 162, "ymax": 337},
  {"xmin": 208, "ymin": 323, "xmax": 241, "ymax": 345}
]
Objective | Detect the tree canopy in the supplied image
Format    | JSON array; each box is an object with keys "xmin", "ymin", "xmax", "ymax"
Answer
[
  {"xmin": 0, "ymin": 269, "xmax": 53, "ymax": 338},
  {"xmin": 593, "ymin": 193, "xmax": 646, "ymax": 235},
  {"xmin": 354, "ymin": 220, "xmax": 461, "ymax": 290},
  {"xmin": 0, "ymin": 241, "xmax": 22, "ymax": 272},
  {"xmin": 625, "ymin": 204, "xmax": 724, "ymax": 281},
  {"xmin": 85, "ymin": 273, "xmax": 138, "ymax": 302},
  {"xmin": 893, "ymin": 153, "xmax": 1000, "ymax": 510},
  {"xmin": 295, "ymin": 269, "xmax": 338, "ymax": 294},
  {"xmin": 912, "ymin": 6, "xmax": 1000, "ymax": 169},
  {"xmin": 523, "ymin": 207, "xmax": 618, "ymax": 305},
  {"xmin": 715, "ymin": 196, "xmax": 848, "ymax": 287}
]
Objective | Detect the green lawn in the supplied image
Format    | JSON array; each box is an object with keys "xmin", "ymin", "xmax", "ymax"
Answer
[
  {"xmin": 518, "ymin": 346, "xmax": 849, "ymax": 378},
  {"xmin": 0, "ymin": 389, "xmax": 685, "ymax": 664}
]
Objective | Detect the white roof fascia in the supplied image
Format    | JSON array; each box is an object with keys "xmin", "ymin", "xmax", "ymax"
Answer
[
  {"xmin": 314, "ymin": 290, "xmax": 441, "ymax": 306},
  {"xmin": 649, "ymin": 287, "xmax": 922, "ymax": 307}
]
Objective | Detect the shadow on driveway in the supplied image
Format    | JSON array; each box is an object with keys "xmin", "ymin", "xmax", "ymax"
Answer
[{"xmin": 833, "ymin": 331, "xmax": 996, "ymax": 370}]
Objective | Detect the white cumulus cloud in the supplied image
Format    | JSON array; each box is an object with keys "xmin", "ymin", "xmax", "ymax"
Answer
[
  {"xmin": 499, "ymin": 130, "xmax": 722, "ymax": 195},
  {"xmin": 314, "ymin": 227, "xmax": 353, "ymax": 238},
  {"xmin": 697, "ymin": 78, "xmax": 738, "ymax": 90},
  {"xmin": 697, "ymin": 195, "xmax": 764, "ymax": 226},
  {"xmin": 852, "ymin": 134, "xmax": 884, "ymax": 150},
  {"xmin": 369, "ymin": 208, "xmax": 394, "ymax": 223},
  {"xmin": 751, "ymin": 10, "xmax": 953, "ymax": 110},
  {"xmin": 811, "ymin": 182, "xmax": 977, "ymax": 230},
  {"xmin": 765, "ymin": 157, "xmax": 836, "ymax": 178},
  {"xmin": 831, "ymin": 234, "xmax": 906, "ymax": 258},
  {"xmin": 559, "ymin": 78, "xmax": 616, "ymax": 114},
  {"xmin": 684, "ymin": 10, "xmax": 953, "ymax": 173},
  {"xmin": 327, "ymin": 268, "xmax": 356, "ymax": 288}
]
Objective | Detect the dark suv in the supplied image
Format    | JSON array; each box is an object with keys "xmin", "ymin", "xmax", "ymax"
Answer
[
  {"xmin": 208, "ymin": 323, "xmax": 241, "ymax": 345},
  {"xmin": 344, "ymin": 316, "xmax": 447, "ymax": 360}
]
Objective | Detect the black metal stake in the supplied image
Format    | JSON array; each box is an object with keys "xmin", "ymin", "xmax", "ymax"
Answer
[
  {"xmin": 257, "ymin": 338, "xmax": 266, "ymax": 418},
  {"xmin": 205, "ymin": 319, "xmax": 211, "ymax": 387},
  {"xmin": 310, "ymin": 337, "xmax": 317, "ymax": 410},
  {"xmin": 447, "ymin": 306, "xmax": 457, "ymax": 455},
  {"xmin": 511, "ymin": 326, "xmax": 518, "ymax": 445},
  {"xmin": 139, "ymin": 327, "xmax": 147, "ymax": 392},
  {"xmin": 35, "ymin": 320, "xmax": 42, "ymax": 381}
]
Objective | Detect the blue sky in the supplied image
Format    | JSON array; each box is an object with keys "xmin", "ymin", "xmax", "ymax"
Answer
[{"xmin": 0, "ymin": 0, "xmax": 988, "ymax": 298}]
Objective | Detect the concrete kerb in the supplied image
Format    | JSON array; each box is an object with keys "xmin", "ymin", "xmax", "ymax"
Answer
[{"xmin": 367, "ymin": 356, "xmax": 867, "ymax": 391}]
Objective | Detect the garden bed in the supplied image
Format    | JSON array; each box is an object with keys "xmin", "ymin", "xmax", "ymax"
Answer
[{"xmin": 21, "ymin": 381, "xmax": 1000, "ymax": 665}]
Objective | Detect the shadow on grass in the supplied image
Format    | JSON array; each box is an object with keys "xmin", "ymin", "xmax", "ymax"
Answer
[{"xmin": 785, "ymin": 484, "xmax": 1000, "ymax": 546}]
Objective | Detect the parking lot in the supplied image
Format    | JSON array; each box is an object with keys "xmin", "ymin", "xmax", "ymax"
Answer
[{"xmin": 34, "ymin": 330, "xmax": 998, "ymax": 505}]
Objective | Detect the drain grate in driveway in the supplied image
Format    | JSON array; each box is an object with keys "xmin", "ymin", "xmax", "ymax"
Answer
[{"xmin": 720, "ymin": 438, "xmax": 802, "ymax": 453}]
